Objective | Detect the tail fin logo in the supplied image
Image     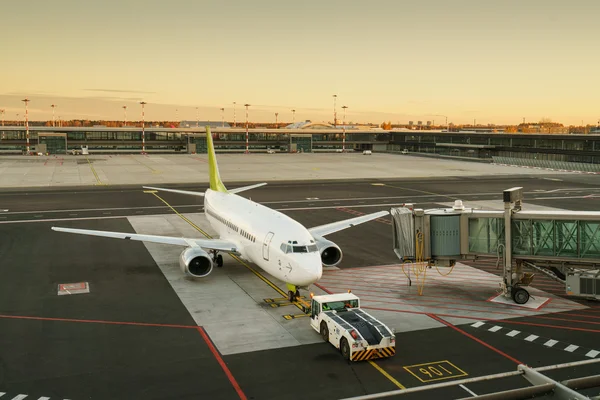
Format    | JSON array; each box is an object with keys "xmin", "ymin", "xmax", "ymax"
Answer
[{"xmin": 206, "ymin": 126, "xmax": 228, "ymax": 193}]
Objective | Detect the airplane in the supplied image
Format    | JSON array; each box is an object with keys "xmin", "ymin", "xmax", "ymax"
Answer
[{"xmin": 51, "ymin": 126, "xmax": 389, "ymax": 302}]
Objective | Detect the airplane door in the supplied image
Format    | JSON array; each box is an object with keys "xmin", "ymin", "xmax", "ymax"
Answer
[{"xmin": 262, "ymin": 232, "xmax": 275, "ymax": 261}]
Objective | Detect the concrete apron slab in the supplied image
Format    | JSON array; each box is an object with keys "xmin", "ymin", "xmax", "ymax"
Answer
[
  {"xmin": 316, "ymin": 261, "xmax": 587, "ymax": 329},
  {"xmin": 126, "ymin": 213, "xmax": 330, "ymax": 356},
  {"xmin": 0, "ymin": 153, "xmax": 576, "ymax": 188}
]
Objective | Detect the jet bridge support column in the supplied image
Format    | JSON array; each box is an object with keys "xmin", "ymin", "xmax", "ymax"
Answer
[{"xmin": 502, "ymin": 187, "xmax": 529, "ymax": 304}]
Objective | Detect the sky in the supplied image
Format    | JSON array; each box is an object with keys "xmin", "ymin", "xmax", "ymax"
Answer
[{"xmin": 1, "ymin": 0, "xmax": 599, "ymax": 125}]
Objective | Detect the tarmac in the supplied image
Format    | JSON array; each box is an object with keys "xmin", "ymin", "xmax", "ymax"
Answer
[
  {"xmin": 0, "ymin": 157, "xmax": 600, "ymax": 399},
  {"xmin": 0, "ymin": 152, "xmax": 581, "ymax": 188}
]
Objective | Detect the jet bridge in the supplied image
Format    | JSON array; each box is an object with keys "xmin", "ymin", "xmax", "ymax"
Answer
[{"xmin": 391, "ymin": 187, "xmax": 600, "ymax": 304}]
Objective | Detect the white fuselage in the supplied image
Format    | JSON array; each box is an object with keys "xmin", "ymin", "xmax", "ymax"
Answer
[{"xmin": 203, "ymin": 189, "xmax": 323, "ymax": 287}]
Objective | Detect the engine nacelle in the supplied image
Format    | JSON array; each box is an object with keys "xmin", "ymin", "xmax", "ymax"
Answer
[
  {"xmin": 315, "ymin": 238, "xmax": 343, "ymax": 267},
  {"xmin": 179, "ymin": 247, "xmax": 213, "ymax": 278}
]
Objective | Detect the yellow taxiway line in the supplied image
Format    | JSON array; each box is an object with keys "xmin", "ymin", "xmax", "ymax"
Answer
[
  {"xmin": 131, "ymin": 155, "xmax": 161, "ymax": 174},
  {"xmin": 85, "ymin": 156, "xmax": 106, "ymax": 186},
  {"xmin": 369, "ymin": 360, "xmax": 406, "ymax": 390}
]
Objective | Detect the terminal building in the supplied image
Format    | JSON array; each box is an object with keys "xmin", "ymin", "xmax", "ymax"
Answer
[{"xmin": 1, "ymin": 123, "xmax": 599, "ymax": 165}]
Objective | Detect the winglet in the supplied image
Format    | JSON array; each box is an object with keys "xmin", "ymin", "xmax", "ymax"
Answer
[{"xmin": 206, "ymin": 126, "xmax": 228, "ymax": 193}]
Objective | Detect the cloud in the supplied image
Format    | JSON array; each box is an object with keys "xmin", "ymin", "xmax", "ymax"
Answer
[{"xmin": 83, "ymin": 89, "xmax": 156, "ymax": 94}]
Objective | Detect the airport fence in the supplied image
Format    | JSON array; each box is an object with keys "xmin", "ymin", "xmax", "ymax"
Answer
[{"xmin": 492, "ymin": 157, "xmax": 600, "ymax": 173}]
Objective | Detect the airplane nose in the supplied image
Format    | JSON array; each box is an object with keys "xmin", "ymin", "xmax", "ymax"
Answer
[
  {"xmin": 295, "ymin": 257, "xmax": 322, "ymax": 285},
  {"xmin": 310, "ymin": 257, "xmax": 323, "ymax": 282}
]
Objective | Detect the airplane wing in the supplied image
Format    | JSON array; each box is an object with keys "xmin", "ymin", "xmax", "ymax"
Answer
[
  {"xmin": 142, "ymin": 186, "xmax": 205, "ymax": 197},
  {"xmin": 308, "ymin": 210, "xmax": 390, "ymax": 238},
  {"xmin": 142, "ymin": 182, "xmax": 266, "ymax": 196},
  {"xmin": 51, "ymin": 227, "xmax": 238, "ymax": 252},
  {"xmin": 229, "ymin": 182, "xmax": 267, "ymax": 194}
]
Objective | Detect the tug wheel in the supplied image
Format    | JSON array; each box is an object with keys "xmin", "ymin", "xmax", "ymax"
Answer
[
  {"xmin": 320, "ymin": 321, "xmax": 329, "ymax": 342},
  {"xmin": 340, "ymin": 338, "xmax": 350, "ymax": 360},
  {"xmin": 512, "ymin": 287, "xmax": 530, "ymax": 305}
]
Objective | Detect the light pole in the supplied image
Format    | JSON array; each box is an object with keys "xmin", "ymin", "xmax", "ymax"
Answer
[
  {"xmin": 342, "ymin": 105, "xmax": 348, "ymax": 152},
  {"xmin": 220, "ymin": 108, "xmax": 225, "ymax": 127},
  {"xmin": 196, "ymin": 107, "xmax": 200, "ymax": 128},
  {"xmin": 51, "ymin": 104, "xmax": 56, "ymax": 127},
  {"xmin": 332, "ymin": 94, "xmax": 337, "ymax": 127},
  {"xmin": 275, "ymin": 112, "xmax": 278, "ymax": 128},
  {"xmin": 140, "ymin": 101, "xmax": 147, "ymax": 153},
  {"xmin": 123, "ymin": 105, "xmax": 127, "ymax": 126},
  {"xmin": 432, "ymin": 115, "xmax": 448, "ymax": 132},
  {"xmin": 291, "ymin": 109, "xmax": 296, "ymax": 124},
  {"xmin": 22, "ymin": 98, "xmax": 30, "ymax": 154},
  {"xmin": 0, "ymin": 109, "xmax": 4, "ymax": 126},
  {"xmin": 233, "ymin": 102, "xmax": 236, "ymax": 127},
  {"xmin": 244, "ymin": 103, "xmax": 250, "ymax": 154}
]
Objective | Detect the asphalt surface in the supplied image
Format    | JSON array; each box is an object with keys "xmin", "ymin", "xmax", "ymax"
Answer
[{"xmin": 0, "ymin": 174, "xmax": 599, "ymax": 399}]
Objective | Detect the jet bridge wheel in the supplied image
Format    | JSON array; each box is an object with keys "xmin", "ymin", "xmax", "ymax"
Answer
[
  {"xmin": 512, "ymin": 287, "xmax": 530, "ymax": 305},
  {"xmin": 320, "ymin": 321, "xmax": 329, "ymax": 342}
]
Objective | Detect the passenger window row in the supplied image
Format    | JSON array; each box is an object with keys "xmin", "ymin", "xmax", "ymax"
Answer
[
  {"xmin": 206, "ymin": 208, "xmax": 255, "ymax": 243},
  {"xmin": 240, "ymin": 228, "xmax": 256, "ymax": 243}
]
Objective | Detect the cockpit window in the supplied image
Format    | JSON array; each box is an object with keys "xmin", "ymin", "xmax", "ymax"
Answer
[{"xmin": 283, "ymin": 241, "xmax": 319, "ymax": 253}]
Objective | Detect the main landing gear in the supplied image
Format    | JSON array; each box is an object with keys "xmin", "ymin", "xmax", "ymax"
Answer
[{"xmin": 211, "ymin": 250, "xmax": 224, "ymax": 267}]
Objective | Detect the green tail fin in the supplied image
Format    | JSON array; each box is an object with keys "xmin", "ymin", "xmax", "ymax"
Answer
[{"xmin": 206, "ymin": 126, "xmax": 228, "ymax": 193}]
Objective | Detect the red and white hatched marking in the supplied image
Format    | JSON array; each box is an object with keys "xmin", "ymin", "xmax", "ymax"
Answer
[{"xmin": 317, "ymin": 262, "xmax": 588, "ymax": 330}]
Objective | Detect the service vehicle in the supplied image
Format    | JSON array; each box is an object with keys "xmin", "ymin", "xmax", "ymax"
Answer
[{"xmin": 309, "ymin": 292, "xmax": 396, "ymax": 361}]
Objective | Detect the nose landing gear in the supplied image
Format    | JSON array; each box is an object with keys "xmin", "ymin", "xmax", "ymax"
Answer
[{"xmin": 286, "ymin": 283, "xmax": 301, "ymax": 302}]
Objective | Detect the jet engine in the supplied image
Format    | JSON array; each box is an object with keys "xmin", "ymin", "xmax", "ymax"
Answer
[
  {"xmin": 179, "ymin": 247, "xmax": 213, "ymax": 278},
  {"xmin": 315, "ymin": 238, "xmax": 343, "ymax": 267}
]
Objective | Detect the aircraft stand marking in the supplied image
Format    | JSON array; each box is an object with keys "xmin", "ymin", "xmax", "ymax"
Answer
[
  {"xmin": 147, "ymin": 191, "xmax": 405, "ymax": 391},
  {"xmin": 403, "ymin": 360, "xmax": 467, "ymax": 383}
]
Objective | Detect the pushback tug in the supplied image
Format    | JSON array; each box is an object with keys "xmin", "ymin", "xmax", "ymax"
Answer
[{"xmin": 309, "ymin": 292, "xmax": 396, "ymax": 361}]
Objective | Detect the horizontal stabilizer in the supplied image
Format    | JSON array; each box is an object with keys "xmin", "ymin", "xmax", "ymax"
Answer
[
  {"xmin": 142, "ymin": 186, "xmax": 204, "ymax": 197},
  {"xmin": 229, "ymin": 182, "xmax": 267, "ymax": 194},
  {"xmin": 51, "ymin": 226, "xmax": 237, "ymax": 252},
  {"xmin": 309, "ymin": 210, "xmax": 390, "ymax": 238}
]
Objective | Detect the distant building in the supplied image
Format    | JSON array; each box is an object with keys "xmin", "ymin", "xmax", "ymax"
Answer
[
  {"xmin": 180, "ymin": 120, "xmax": 231, "ymax": 128},
  {"xmin": 284, "ymin": 120, "xmax": 334, "ymax": 129}
]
